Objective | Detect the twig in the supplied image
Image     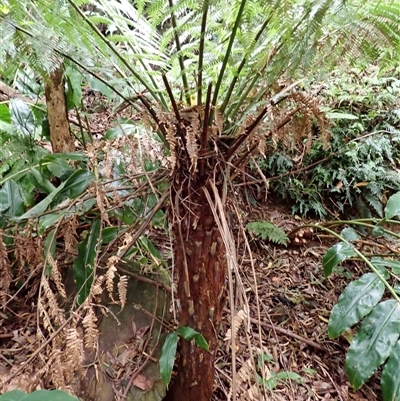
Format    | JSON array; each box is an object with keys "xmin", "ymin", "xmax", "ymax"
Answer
[
  {"xmin": 116, "ymin": 265, "xmax": 171, "ymax": 294},
  {"xmin": 249, "ymin": 317, "xmax": 327, "ymax": 352}
]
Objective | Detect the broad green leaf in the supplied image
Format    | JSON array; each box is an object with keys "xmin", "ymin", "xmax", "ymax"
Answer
[
  {"xmin": 0, "ymin": 103, "xmax": 11, "ymax": 123},
  {"xmin": 72, "ymin": 219, "xmax": 101, "ymax": 305},
  {"xmin": 39, "ymin": 212, "xmax": 65, "ymax": 235},
  {"xmin": 65, "ymin": 67, "xmax": 83, "ymax": 110},
  {"xmin": 322, "ymin": 242, "xmax": 357, "ymax": 277},
  {"xmin": 371, "ymin": 257, "xmax": 400, "ymax": 274},
  {"xmin": 372, "ymin": 226, "xmax": 385, "ymax": 237},
  {"xmin": 29, "ymin": 167, "xmax": 56, "ymax": 194},
  {"xmin": 9, "ymin": 99, "xmax": 35, "ymax": 136},
  {"xmin": 381, "ymin": 340, "xmax": 400, "ymax": 401},
  {"xmin": 102, "ymin": 227, "xmax": 121, "ymax": 244},
  {"xmin": 44, "ymin": 228, "xmax": 57, "ymax": 275},
  {"xmin": 104, "ymin": 124, "xmax": 137, "ymax": 140},
  {"xmin": 328, "ymin": 273, "xmax": 386, "ymax": 338},
  {"xmin": 345, "ymin": 300, "xmax": 400, "ymax": 390},
  {"xmin": 0, "ymin": 389, "xmax": 26, "ymax": 401},
  {"xmin": 385, "ymin": 192, "xmax": 400, "ymax": 219},
  {"xmin": 18, "ymin": 181, "xmax": 67, "ymax": 220},
  {"xmin": 41, "ymin": 153, "xmax": 88, "ymax": 162},
  {"xmin": 19, "ymin": 389, "xmax": 79, "ymax": 401},
  {"xmin": 139, "ymin": 235, "xmax": 163, "ymax": 261},
  {"xmin": 340, "ymin": 228, "xmax": 361, "ymax": 242},
  {"xmin": 38, "ymin": 199, "xmax": 96, "ymax": 235},
  {"xmin": 0, "ymin": 180, "xmax": 24, "ymax": 216},
  {"xmin": 88, "ymin": 77, "xmax": 112, "ymax": 97},
  {"xmin": 51, "ymin": 170, "xmax": 93, "ymax": 206},
  {"xmin": 177, "ymin": 326, "xmax": 209, "ymax": 351},
  {"xmin": 160, "ymin": 332, "xmax": 178, "ymax": 385}
]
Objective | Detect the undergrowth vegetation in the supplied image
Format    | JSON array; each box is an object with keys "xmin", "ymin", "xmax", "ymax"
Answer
[{"xmin": 262, "ymin": 67, "xmax": 400, "ymax": 218}]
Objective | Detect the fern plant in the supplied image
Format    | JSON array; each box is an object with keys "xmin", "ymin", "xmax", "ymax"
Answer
[
  {"xmin": 1, "ymin": 0, "xmax": 400, "ymax": 400},
  {"xmin": 246, "ymin": 221, "xmax": 288, "ymax": 246}
]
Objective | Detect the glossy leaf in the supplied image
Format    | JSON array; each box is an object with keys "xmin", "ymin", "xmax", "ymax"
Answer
[
  {"xmin": 51, "ymin": 170, "xmax": 93, "ymax": 206},
  {"xmin": 18, "ymin": 181, "xmax": 67, "ymax": 220},
  {"xmin": 328, "ymin": 272, "xmax": 386, "ymax": 338},
  {"xmin": 160, "ymin": 332, "xmax": 178, "ymax": 385},
  {"xmin": 385, "ymin": 192, "xmax": 400, "ymax": 219},
  {"xmin": 0, "ymin": 180, "xmax": 24, "ymax": 216},
  {"xmin": 345, "ymin": 300, "xmax": 400, "ymax": 390},
  {"xmin": 102, "ymin": 227, "xmax": 121, "ymax": 244},
  {"xmin": 371, "ymin": 257, "xmax": 400, "ymax": 275},
  {"xmin": 322, "ymin": 242, "xmax": 357, "ymax": 277},
  {"xmin": 29, "ymin": 167, "xmax": 56, "ymax": 194},
  {"xmin": 43, "ymin": 229, "xmax": 57, "ymax": 275},
  {"xmin": 38, "ymin": 199, "xmax": 96, "ymax": 235},
  {"xmin": 177, "ymin": 326, "xmax": 209, "ymax": 351},
  {"xmin": 0, "ymin": 103, "xmax": 11, "ymax": 123},
  {"xmin": 0, "ymin": 390, "xmax": 26, "ymax": 401},
  {"xmin": 340, "ymin": 227, "xmax": 360, "ymax": 242},
  {"xmin": 0, "ymin": 390, "xmax": 79, "ymax": 401},
  {"xmin": 372, "ymin": 226, "xmax": 385, "ymax": 237},
  {"xmin": 139, "ymin": 235, "xmax": 163, "ymax": 262},
  {"xmin": 381, "ymin": 340, "xmax": 400, "ymax": 401},
  {"xmin": 103, "ymin": 124, "xmax": 137, "ymax": 140},
  {"xmin": 9, "ymin": 99, "xmax": 35, "ymax": 136},
  {"xmin": 72, "ymin": 219, "xmax": 101, "ymax": 305}
]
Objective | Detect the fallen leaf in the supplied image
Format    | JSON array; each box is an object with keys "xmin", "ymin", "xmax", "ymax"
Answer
[{"xmin": 132, "ymin": 373, "xmax": 152, "ymax": 391}]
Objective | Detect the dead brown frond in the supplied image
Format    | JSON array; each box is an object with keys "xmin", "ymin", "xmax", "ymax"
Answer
[
  {"xmin": 0, "ymin": 230, "xmax": 12, "ymax": 308},
  {"xmin": 41, "ymin": 276, "xmax": 66, "ymax": 328},
  {"xmin": 96, "ymin": 183, "xmax": 111, "ymax": 226},
  {"xmin": 64, "ymin": 215, "xmax": 79, "ymax": 253},
  {"xmin": 117, "ymin": 275, "xmax": 128, "ymax": 310},
  {"xmin": 82, "ymin": 305, "xmax": 99, "ymax": 350},
  {"xmin": 63, "ymin": 328, "xmax": 84, "ymax": 383},
  {"xmin": 14, "ymin": 227, "xmax": 43, "ymax": 273},
  {"xmin": 224, "ymin": 308, "xmax": 248, "ymax": 345},
  {"xmin": 105, "ymin": 255, "xmax": 119, "ymax": 302},
  {"xmin": 47, "ymin": 253, "xmax": 67, "ymax": 299}
]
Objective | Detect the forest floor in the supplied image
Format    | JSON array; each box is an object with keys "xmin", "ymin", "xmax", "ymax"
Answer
[{"xmin": 212, "ymin": 200, "xmax": 382, "ymax": 401}]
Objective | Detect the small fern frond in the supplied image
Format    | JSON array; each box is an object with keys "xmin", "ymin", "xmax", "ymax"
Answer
[{"xmin": 247, "ymin": 221, "xmax": 288, "ymax": 246}]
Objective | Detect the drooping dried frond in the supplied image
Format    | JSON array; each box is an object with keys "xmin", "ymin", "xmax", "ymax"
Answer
[
  {"xmin": 63, "ymin": 328, "xmax": 84, "ymax": 383},
  {"xmin": 0, "ymin": 231, "xmax": 12, "ymax": 308},
  {"xmin": 92, "ymin": 275, "xmax": 105, "ymax": 298},
  {"xmin": 52, "ymin": 350, "xmax": 67, "ymax": 389},
  {"xmin": 117, "ymin": 275, "xmax": 128, "ymax": 311},
  {"xmin": 47, "ymin": 253, "xmax": 67, "ymax": 299},
  {"xmin": 96, "ymin": 182, "xmax": 111, "ymax": 226},
  {"xmin": 82, "ymin": 305, "xmax": 99, "ymax": 350},
  {"xmin": 64, "ymin": 215, "xmax": 79, "ymax": 254},
  {"xmin": 224, "ymin": 308, "xmax": 248, "ymax": 343},
  {"xmin": 41, "ymin": 276, "xmax": 66, "ymax": 328},
  {"xmin": 291, "ymin": 91, "xmax": 330, "ymax": 150},
  {"xmin": 105, "ymin": 256, "xmax": 119, "ymax": 302},
  {"xmin": 14, "ymin": 229, "xmax": 43, "ymax": 272}
]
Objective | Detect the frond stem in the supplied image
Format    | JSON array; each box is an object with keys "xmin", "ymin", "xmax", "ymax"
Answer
[
  {"xmin": 197, "ymin": 0, "xmax": 210, "ymax": 106},
  {"xmin": 199, "ymin": 83, "xmax": 213, "ymax": 177},
  {"xmin": 210, "ymin": 0, "xmax": 248, "ymax": 114},
  {"xmin": 168, "ymin": 0, "xmax": 191, "ymax": 105},
  {"xmin": 220, "ymin": 16, "xmax": 271, "ymax": 115}
]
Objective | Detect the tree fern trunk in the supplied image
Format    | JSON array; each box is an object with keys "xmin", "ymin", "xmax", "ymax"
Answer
[{"xmin": 165, "ymin": 181, "xmax": 227, "ymax": 401}]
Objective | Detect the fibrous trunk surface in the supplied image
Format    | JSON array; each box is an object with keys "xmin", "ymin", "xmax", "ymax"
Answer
[{"xmin": 165, "ymin": 181, "xmax": 227, "ymax": 401}]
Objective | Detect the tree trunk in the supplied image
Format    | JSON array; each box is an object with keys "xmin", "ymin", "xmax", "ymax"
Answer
[
  {"xmin": 44, "ymin": 65, "xmax": 75, "ymax": 153},
  {"xmin": 165, "ymin": 180, "xmax": 227, "ymax": 401}
]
